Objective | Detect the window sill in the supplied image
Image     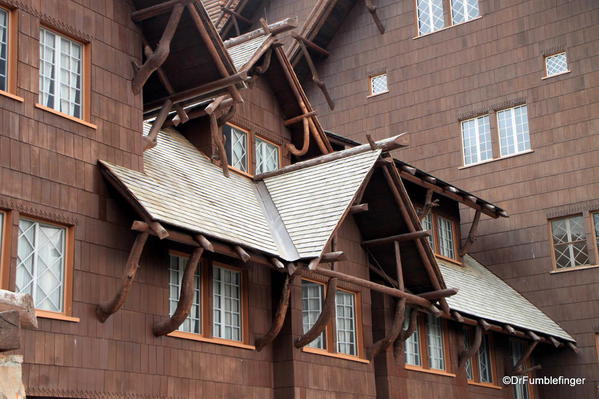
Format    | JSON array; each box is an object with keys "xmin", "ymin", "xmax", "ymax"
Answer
[
  {"xmin": 166, "ymin": 331, "xmax": 255, "ymax": 350},
  {"xmin": 0, "ymin": 90, "xmax": 24, "ymax": 102},
  {"xmin": 35, "ymin": 103, "xmax": 97, "ymax": 130},
  {"xmin": 227, "ymin": 165, "xmax": 253, "ymax": 179},
  {"xmin": 542, "ymin": 70, "xmax": 571, "ymax": 80},
  {"xmin": 458, "ymin": 150, "xmax": 534, "ymax": 169},
  {"xmin": 35, "ymin": 309, "xmax": 80, "ymax": 323},
  {"xmin": 367, "ymin": 90, "xmax": 389, "ymax": 99},
  {"xmin": 435, "ymin": 254, "xmax": 462, "ymax": 266},
  {"xmin": 467, "ymin": 381, "xmax": 502, "ymax": 390},
  {"xmin": 404, "ymin": 364, "xmax": 456, "ymax": 377},
  {"xmin": 413, "ymin": 16, "xmax": 482, "ymax": 40},
  {"xmin": 550, "ymin": 264, "xmax": 599, "ymax": 274},
  {"xmin": 301, "ymin": 346, "xmax": 370, "ymax": 364}
]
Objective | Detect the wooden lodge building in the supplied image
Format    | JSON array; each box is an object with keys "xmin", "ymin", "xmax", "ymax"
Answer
[{"xmin": 0, "ymin": 0, "xmax": 594, "ymax": 398}]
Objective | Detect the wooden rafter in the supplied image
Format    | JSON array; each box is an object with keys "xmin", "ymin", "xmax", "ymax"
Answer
[
  {"xmin": 458, "ymin": 324, "xmax": 482, "ymax": 369},
  {"xmin": 255, "ymin": 274, "xmax": 295, "ymax": 351},
  {"xmin": 234, "ymin": 245, "xmax": 251, "ymax": 263},
  {"xmin": 295, "ymin": 278, "xmax": 338, "ymax": 348},
  {"xmin": 291, "ymin": 34, "xmax": 330, "ymax": 57},
  {"xmin": 459, "ymin": 210, "xmax": 481, "ymax": 256},
  {"xmin": 131, "ymin": 2, "xmax": 185, "ymax": 94},
  {"xmin": 350, "ymin": 203, "xmax": 369, "ymax": 214},
  {"xmin": 417, "ymin": 188, "xmax": 438, "ymax": 220},
  {"xmin": 364, "ymin": 0, "xmax": 385, "ymax": 34},
  {"xmin": 153, "ymin": 246, "xmax": 204, "ymax": 336},
  {"xmin": 294, "ymin": 36, "xmax": 335, "ymax": 110},
  {"xmin": 419, "ymin": 288, "xmax": 459, "ymax": 300},
  {"xmin": 368, "ymin": 298, "xmax": 406, "ymax": 359}
]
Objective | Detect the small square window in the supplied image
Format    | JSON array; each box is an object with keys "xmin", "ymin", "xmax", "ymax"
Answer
[
  {"xmin": 370, "ymin": 73, "xmax": 388, "ymax": 96},
  {"xmin": 545, "ymin": 52, "xmax": 568, "ymax": 77}
]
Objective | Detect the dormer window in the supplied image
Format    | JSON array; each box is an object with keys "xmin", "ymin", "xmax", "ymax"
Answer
[
  {"xmin": 223, "ymin": 124, "xmax": 249, "ymax": 173},
  {"xmin": 223, "ymin": 123, "xmax": 281, "ymax": 176},
  {"xmin": 421, "ymin": 213, "xmax": 459, "ymax": 262}
]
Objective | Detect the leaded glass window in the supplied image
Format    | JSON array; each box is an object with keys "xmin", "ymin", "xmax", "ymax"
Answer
[
  {"xmin": 478, "ymin": 335, "xmax": 492, "ymax": 383},
  {"xmin": 426, "ymin": 314, "xmax": 445, "ymax": 370},
  {"xmin": 417, "ymin": 0, "xmax": 445, "ymax": 35},
  {"xmin": 545, "ymin": 52, "xmax": 568, "ymax": 77},
  {"xmin": 255, "ymin": 137, "xmax": 279, "ymax": 174},
  {"xmin": 0, "ymin": 8, "xmax": 8, "ymax": 92},
  {"xmin": 437, "ymin": 216, "xmax": 456, "ymax": 259},
  {"xmin": 461, "ymin": 115, "xmax": 492, "ymax": 165},
  {"xmin": 169, "ymin": 254, "xmax": 201, "ymax": 334},
  {"xmin": 370, "ymin": 73, "xmax": 388, "ymax": 95},
  {"xmin": 464, "ymin": 332, "xmax": 474, "ymax": 380},
  {"xmin": 451, "ymin": 0, "xmax": 479, "ymax": 24},
  {"xmin": 301, "ymin": 280, "xmax": 325, "ymax": 349},
  {"xmin": 551, "ymin": 215, "xmax": 590, "ymax": 269},
  {"xmin": 212, "ymin": 266, "xmax": 242, "ymax": 341},
  {"xmin": 39, "ymin": 28, "xmax": 82, "ymax": 118},
  {"xmin": 223, "ymin": 124, "xmax": 248, "ymax": 172},
  {"xmin": 16, "ymin": 218, "xmax": 66, "ymax": 312},
  {"xmin": 497, "ymin": 105, "xmax": 530, "ymax": 157},
  {"xmin": 336, "ymin": 290, "xmax": 357, "ymax": 356}
]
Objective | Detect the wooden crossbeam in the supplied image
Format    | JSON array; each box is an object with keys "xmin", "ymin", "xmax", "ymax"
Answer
[
  {"xmin": 362, "ymin": 230, "xmax": 431, "ymax": 247},
  {"xmin": 459, "ymin": 210, "xmax": 481, "ymax": 256},
  {"xmin": 221, "ymin": 6, "xmax": 252, "ymax": 24},
  {"xmin": 255, "ymin": 274, "xmax": 294, "ymax": 351},
  {"xmin": 418, "ymin": 288, "xmax": 459, "ymax": 301},
  {"xmin": 283, "ymin": 111, "xmax": 318, "ymax": 126},
  {"xmin": 458, "ymin": 324, "xmax": 482, "ymax": 369},
  {"xmin": 132, "ymin": 3, "xmax": 184, "ymax": 94},
  {"xmin": 291, "ymin": 34, "xmax": 330, "ymax": 57},
  {"xmin": 295, "ymin": 278, "xmax": 338, "ymax": 348},
  {"xmin": 153, "ymin": 246, "xmax": 204, "ymax": 336},
  {"xmin": 295, "ymin": 37, "xmax": 335, "ymax": 110},
  {"xmin": 364, "ymin": 0, "xmax": 385, "ymax": 34},
  {"xmin": 368, "ymin": 297, "xmax": 406, "ymax": 359}
]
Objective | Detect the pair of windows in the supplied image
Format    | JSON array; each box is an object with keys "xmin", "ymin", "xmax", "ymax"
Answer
[
  {"xmin": 549, "ymin": 213, "xmax": 599, "ymax": 270},
  {"xmin": 301, "ymin": 280, "xmax": 361, "ymax": 357},
  {"xmin": 169, "ymin": 254, "xmax": 246, "ymax": 343},
  {"xmin": 404, "ymin": 311, "xmax": 449, "ymax": 371},
  {"xmin": 416, "ymin": 0, "xmax": 480, "ymax": 36},
  {"xmin": 461, "ymin": 104, "xmax": 531, "ymax": 166},
  {"xmin": 223, "ymin": 124, "xmax": 280, "ymax": 175},
  {"xmin": 421, "ymin": 213, "xmax": 459, "ymax": 261}
]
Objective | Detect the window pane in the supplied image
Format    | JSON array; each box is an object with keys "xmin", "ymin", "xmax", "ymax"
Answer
[
  {"xmin": 421, "ymin": 213, "xmax": 435, "ymax": 250},
  {"xmin": 16, "ymin": 219, "xmax": 66, "ymax": 312},
  {"xmin": 0, "ymin": 8, "xmax": 8, "ymax": 91},
  {"xmin": 545, "ymin": 52, "xmax": 568, "ymax": 77},
  {"xmin": 437, "ymin": 216, "xmax": 456, "ymax": 259},
  {"xmin": 551, "ymin": 215, "xmax": 590, "ymax": 268},
  {"xmin": 168, "ymin": 254, "xmax": 201, "ymax": 334},
  {"xmin": 255, "ymin": 137, "xmax": 279, "ymax": 175},
  {"xmin": 404, "ymin": 309, "xmax": 421, "ymax": 366},
  {"xmin": 223, "ymin": 125, "xmax": 248, "ymax": 172},
  {"xmin": 417, "ymin": 0, "xmax": 445, "ymax": 35},
  {"xmin": 462, "ymin": 115, "xmax": 492, "ymax": 165},
  {"xmin": 464, "ymin": 331, "xmax": 474, "ymax": 380},
  {"xmin": 451, "ymin": 0, "xmax": 479, "ymax": 24},
  {"xmin": 511, "ymin": 341, "xmax": 530, "ymax": 399},
  {"xmin": 497, "ymin": 105, "xmax": 530, "ymax": 157},
  {"xmin": 301, "ymin": 281, "xmax": 325, "ymax": 349},
  {"xmin": 370, "ymin": 73, "xmax": 388, "ymax": 95},
  {"xmin": 212, "ymin": 266, "xmax": 242, "ymax": 341},
  {"xmin": 478, "ymin": 335, "xmax": 492, "ymax": 383},
  {"xmin": 426, "ymin": 314, "xmax": 445, "ymax": 370},
  {"xmin": 335, "ymin": 290, "xmax": 357, "ymax": 356}
]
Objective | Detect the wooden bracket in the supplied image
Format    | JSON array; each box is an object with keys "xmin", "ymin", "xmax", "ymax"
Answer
[
  {"xmin": 364, "ymin": 0, "xmax": 385, "ymax": 34},
  {"xmin": 511, "ymin": 333, "xmax": 540, "ymax": 374},
  {"xmin": 286, "ymin": 117, "xmax": 311, "ymax": 157},
  {"xmin": 196, "ymin": 234, "xmax": 214, "ymax": 252},
  {"xmin": 234, "ymin": 245, "xmax": 251, "ymax": 263},
  {"xmin": 350, "ymin": 203, "xmax": 369, "ymax": 214},
  {"xmin": 255, "ymin": 274, "xmax": 295, "ymax": 351},
  {"xmin": 291, "ymin": 34, "xmax": 330, "ymax": 57},
  {"xmin": 459, "ymin": 210, "xmax": 481, "ymax": 256},
  {"xmin": 254, "ymin": 48, "xmax": 273, "ymax": 75},
  {"xmin": 458, "ymin": 324, "xmax": 482, "ymax": 369},
  {"xmin": 393, "ymin": 307, "xmax": 418, "ymax": 360},
  {"xmin": 417, "ymin": 189, "xmax": 439, "ymax": 220},
  {"xmin": 295, "ymin": 278, "xmax": 338, "ymax": 348},
  {"xmin": 132, "ymin": 2, "xmax": 184, "ymax": 94},
  {"xmin": 144, "ymin": 99, "xmax": 173, "ymax": 150},
  {"xmin": 452, "ymin": 310, "xmax": 464, "ymax": 323},
  {"xmin": 270, "ymin": 258, "xmax": 285, "ymax": 269},
  {"xmin": 210, "ymin": 113, "xmax": 230, "ymax": 177},
  {"xmin": 294, "ymin": 36, "xmax": 335, "ymax": 110},
  {"xmin": 284, "ymin": 111, "xmax": 318, "ymax": 126},
  {"xmin": 152, "ymin": 246, "xmax": 204, "ymax": 336},
  {"xmin": 369, "ymin": 297, "xmax": 406, "ymax": 359}
]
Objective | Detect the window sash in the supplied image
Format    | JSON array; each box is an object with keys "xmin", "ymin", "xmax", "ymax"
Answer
[
  {"xmin": 223, "ymin": 125, "xmax": 248, "ymax": 172},
  {"xmin": 39, "ymin": 28, "xmax": 82, "ymax": 119},
  {"xmin": 417, "ymin": 0, "xmax": 445, "ymax": 35},
  {"xmin": 0, "ymin": 8, "xmax": 8, "ymax": 92},
  {"xmin": 335, "ymin": 290, "xmax": 357, "ymax": 356},
  {"xmin": 437, "ymin": 216, "xmax": 456, "ymax": 259},
  {"xmin": 551, "ymin": 215, "xmax": 590, "ymax": 268},
  {"xmin": 451, "ymin": 0, "xmax": 480, "ymax": 24},
  {"xmin": 461, "ymin": 115, "xmax": 492, "ymax": 165},
  {"xmin": 16, "ymin": 218, "xmax": 66, "ymax": 312},
  {"xmin": 255, "ymin": 137, "xmax": 279, "ymax": 175},
  {"xmin": 545, "ymin": 52, "xmax": 568, "ymax": 77},
  {"xmin": 212, "ymin": 266, "xmax": 242, "ymax": 341},
  {"xmin": 497, "ymin": 105, "xmax": 530, "ymax": 157},
  {"xmin": 169, "ymin": 254, "xmax": 201, "ymax": 334},
  {"xmin": 370, "ymin": 73, "xmax": 388, "ymax": 95},
  {"xmin": 426, "ymin": 314, "xmax": 445, "ymax": 370},
  {"xmin": 301, "ymin": 280, "xmax": 326, "ymax": 349}
]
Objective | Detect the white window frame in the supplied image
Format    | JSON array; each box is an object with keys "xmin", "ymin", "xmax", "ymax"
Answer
[
  {"xmin": 335, "ymin": 290, "xmax": 357, "ymax": 356},
  {"xmin": 0, "ymin": 7, "xmax": 8, "ymax": 92},
  {"xmin": 426, "ymin": 314, "xmax": 445, "ymax": 370},
  {"xmin": 212, "ymin": 265, "xmax": 242, "ymax": 341},
  {"xmin": 169, "ymin": 254, "xmax": 201, "ymax": 334},
  {"xmin": 369, "ymin": 73, "xmax": 388, "ymax": 96},
  {"xmin": 39, "ymin": 27, "xmax": 83, "ymax": 119},
  {"xmin": 450, "ymin": 0, "xmax": 480, "ymax": 24},
  {"xmin": 301, "ymin": 280, "xmax": 326, "ymax": 349},
  {"xmin": 255, "ymin": 136, "xmax": 280, "ymax": 175},
  {"xmin": 497, "ymin": 105, "xmax": 530, "ymax": 157},
  {"xmin": 416, "ymin": 0, "xmax": 446, "ymax": 35},
  {"xmin": 544, "ymin": 52, "xmax": 569, "ymax": 77},
  {"xmin": 437, "ymin": 215, "xmax": 456, "ymax": 259},
  {"xmin": 461, "ymin": 114, "xmax": 492, "ymax": 166},
  {"xmin": 550, "ymin": 215, "xmax": 590, "ymax": 269}
]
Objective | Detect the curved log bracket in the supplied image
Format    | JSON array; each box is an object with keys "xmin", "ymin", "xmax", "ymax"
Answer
[
  {"xmin": 255, "ymin": 274, "xmax": 295, "ymax": 351},
  {"xmin": 153, "ymin": 246, "xmax": 204, "ymax": 336},
  {"xmin": 511, "ymin": 333, "xmax": 541, "ymax": 375},
  {"xmin": 364, "ymin": 0, "xmax": 385, "ymax": 34},
  {"xmin": 458, "ymin": 324, "xmax": 482, "ymax": 369},
  {"xmin": 295, "ymin": 278, "xmax": 338, "ymax": 348},
  {"xmin": 393, "ymin": 306, "xmax": 418, "ymax": 360},
  {"xmin": 368, "ymin": 297, "xmax": 406, "ymax": 359}
]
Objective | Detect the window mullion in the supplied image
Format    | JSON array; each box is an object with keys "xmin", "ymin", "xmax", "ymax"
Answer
[
  {"xmin": 54, "ymin": 34, "xmax": 62, "ymax": 111},
  {"xmin": 31, "ymin": 223, "xmax": 39, "ymax": 305},
  {"xmin": 510, "ymin": 108, "xmax": 518, "ymax": 154},
  {"xmin": 474, "ymin": 118, "xmax": 481, "ymax": 163}
]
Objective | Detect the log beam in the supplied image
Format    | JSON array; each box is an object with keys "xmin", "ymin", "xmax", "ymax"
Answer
[
  {"xmin": 153, "ymin": 246, "xmax": 204, "ymax": 336},
  {"xmin": 368, "ymin": 298, "xmax": 406, "ymax": 359},
  {"xmin": 283, "ymin": 111, "xmax": 318, "ymax": 126},
  {"xmin": 234, "ymin": 245, "xmax": 251, "ymax": 263},
  {"xmin": 511, "ymin": 338, "xmax": 540, "ymax": 375},
  {"xmin": 459, "ymin": 210, "xmax": 481, "ymax": 256},
  {"xmin": 131, "ymin": 0, "xmax": 184, "ymax": 22},
  {"xmin": 350, "ymin": 203, "xmax": 369, "ymax": 214},
  {"xmin": 295, "ymin": 37, "xmax": 335, "ymax": 110},
  {"xmin": 362, "ymin": 230, "xmax": 431, "ymax": 247},
  {"xmin": 291, "ymin": 34, "xmax": 330, "ymax": 57},
  {"xmin": 418, "ymin": 288, "xmax": 459, "ymax": 301},
  {"xmin": 255, "ymin": 274, "xmax": 294, "ymax": 351},
  {"xmin": 458, "ymin": 324, "xmax": 482, "ymax": 369},
  {"xmin": 211, "ymin": 113, "xmax": 230, "ymax": 177},
  {"xmin": 0, "ymin": 290, "xmax": 37, "ymax": 329},
  {"xmin": 0, "ymin": 311, "xmax": 20, "ymax": 352},
  {"xmin": 295, "ymin": 278, "xmax": 337, "ymax": 348},
  {"xmin": 221, "ymin": 6, "xmax": 252, "ymax": 24},
  {"xmin": 196, "ymin": 234, "xmax": 214, "ymax": 252},
  {"xmin": 320, "ymin": 251, "xmax": 346, "ymax": 263},
  {"xmin": 417, "ymin": 188, "xmax": 438, "ymax": 220},
  {"xmin": 144, "ymin": 99, "xmax": 173, "ymax": 150}
]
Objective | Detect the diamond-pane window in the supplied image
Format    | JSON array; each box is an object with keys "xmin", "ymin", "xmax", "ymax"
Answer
[
  {"xmin": 16, "ymin": 218, "xmax": 66, "ymax": 312},
  {"xmin": 301, "ymin": 280, "xmax": 326, "ymax": 349},
  {"xmin": 223, "ymin": 124, "xmax": 248, "ymax": 172},
  {"xmin": 255, "ymin": 137, "xmax": 279, "ymax": 174},
  {"xmin": 462, "ymin": 114, "xmax": 492, "ymax": 165},
  {"xmin": 417, "ymin": 0, "xmax": 445, "ymax": 35},
  {"xmin": 478, "ymin": 335, "xmax": 493, "ymax": 383},
  {"xmin": 370, "ymin": 73, "xmax": 388, "ymax": 95},
  {"xmin": 497, "ymin": 105, "xmax": 531, "ymax": 157},
  {"xmin": 212, "ymin": 266, "xmax": 242, "ymax": 341},
  {"xmin": 336, "ymin": 290, "xmax": 357, "ymax": 356},
  {"xmin": 169, "ymin": 254, "xmax": 201, "ymax": 334},
  {"xmin": 545, "ymin": 52, "xmax": 568, "ymax": 77},
  {"xmin": 0, "ymin": 8, "xmax": 8, "ymax": 91},
  {"xmin": 551, "ymin": 215, "xmax": 590, "ymax": 269},
  {"xmin": 451, "ymin": 0, "xmax": 479, "ymax": 24}
]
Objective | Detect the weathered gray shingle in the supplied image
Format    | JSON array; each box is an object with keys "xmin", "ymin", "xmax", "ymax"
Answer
[{"xmin": 227, "ymin": 35, "xmax": 270, "ymax": 70}]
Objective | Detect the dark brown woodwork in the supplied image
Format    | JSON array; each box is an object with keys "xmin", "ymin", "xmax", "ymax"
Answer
[
  {"xmin": 504, "ymin": 324, "xmax": 516, "ymax": 334},
  {"xmin": 131, "ymin": 0, "xmax": 184, "ymax": 22},
  {"xmin": 361, "ymin": 230, "xmax": 431, "ymax": 247},
  {"xmin": 295, "ymin": 278, "xmax": 338, "ymax": 348},
  {"xmin": 417, "ymin": 188, "xmax": 438, "ymax": 220},
  {"xmin": 283, "ymin": 111, "xmax": 318, "ymax": 126},
  {"xmin": 0, "ymin": 291, "xmax": 37, "ymax": 329},
  {"xmin": 144, "ymin": 99, "xmax": 173, "ymax": 150},
  {"xmin": 0, "ymin": 311, "xmax": 21, "ymax": 352},
  {"xmin": 131, "ymin": 2, "xmax": 184, "ymax": 95},
  {"xmin": 320, "ymin": 251, "xmax": 346, "ymax": 262},
  {"xmin": 291, "ymin": 34, "xmax": 330, "ymax": 57},
  {"xmin": 270, "ymin": 258, "xmax": 285, "ymax": 269},
  {"xmin": 567, "ymin": 342, "xmax": 580, "ymax": 353},
  {"xmin": 286, "ymin": 117, "xmax": 311, "ymax": 157},
  {"xmin": 549, "ymin": 336, "xmax": 562, "ymax": 348},
  {"xmin": 223, "ymin": 17, "xmax": 297, "ymax": 48},
  {"xmin": 210, "ymin": 113, "xmax": 230, "ymax": 177},
  {"xmin": 511, "ymin": 338, "xmax": 540, "ymax": 375},
  {"xmin": 152, "ymin": 247, "xmax": 204, "ymax": 337},
  {"xmin": 368, "ymin": 298, "xmax": 406, "ymax": 359},
  {"xmin": 295, "ymin": 37, "xmax": 335, "ymax": 110},
  {"xmin": 394, "ymin": 306, "xmax": 418, "ymax": 360},
  {"xmin": 96, "ymin": 230, "xmax": 150, "ymax": 322},
  {"xmin": 196, "ymin": 234, "xmax": 214, "ymax": 252},
  {"xmin": 255, "ymin": 274, "xmax": 294, "ymax": 351},
  {"xmin": 452, "ymin": 310, "xmax": 465, "ymax": 323},
  {"xmin": 459, "ymin": 210, "xmax": 481, "ymax": 256},
  {"xmin": 458, "ymin": 325, "xmax": 482, "ymax": 369},
  {"xmin": 418, "ymin": 288, "xmax": 459, "ymax": 301},
  {"xmin": 364, "ymin": 0, "xmax": 385, "ymax": 34},
  {"xmin": 221, "ymin": 6, "xmax": 252, "ymax": 25},
  {"xmin": 234, "ymin": 245, "xmax": 251, "ymax": 263},
  {"xmin": 368, "ymin": 258, "xmax": 399, "ymax": 289},
  {"xmin": 480, "ymin": 319, "xmax": 491, "ymax": 331},
  {"xmin": 350, "ymin": 203, "xmax": 369, "ymax": 214},
  {"xmin": 254, "ymin": 49, "xmax": 273, "ymax": 75},
  {"xmin": 394, "ymin": 240, "xmax": 404, "ymax": 290}
]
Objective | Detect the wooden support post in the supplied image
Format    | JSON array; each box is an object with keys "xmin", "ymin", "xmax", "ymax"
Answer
[
  {"xmin": 295, "ymin": 278, "xmax": 338, "ymax": 348},
  {"xmin": 459, "ymin": 210, "xmax": 481, "ymax": 256},
  {"xmin": 153, "ymin": 247, "xmax": 204, "ymax": 336},
  {"xmin": 350, "ymin": 203, "xmax": 369, "ymax": 214},
  {"xmin": 144, "ymin": 99, "xmax": 173, "ymax": 150},
  {"xmin": 234, "ymin": 245, "xmax": 251, "ymax": 263},
  {"xmin": 0, "ymin": 311, "xmax": 21, "ymax": 352},
  {"xmin": 210, "ymin": 113, "xmax": 229, "ymax": 177},
  {"xmin": 295, "ymin": 38, "xmax": 335, "ymax": 110},
  {"xmin": 511, "ymin": 337, "xmax": 540, "ymax": 375},
  {"xmin": 394, "ymin": 307, "xmax": 418, "ymax": 360},
  {"xmin": 96, "ymin": 230, "xmax": 150, "ymax": 322},
  {"xmin": 458, "ymin": 324, "xmax": 482, "ymax": 369},
  {"xmin": 0, "ymin": 290, "xmax": 37, "ymax": 329},
  {"xmin": 255, "ymin": 274, "xmax": 294, "ymax": 351},
  {"xmin": 132, "ymin": 3, "xmax": 184, "ymax": 94},
  {"xmin": 364, "ymin": 0, "xmax": 385, "ymax": 34},
  {"xmin": 368, "ymin": 297, "xmax": 406, "ymax": 359},
  {"xmin": 361, "ymin": 230, "xmax": 431, "ymax": 247}
]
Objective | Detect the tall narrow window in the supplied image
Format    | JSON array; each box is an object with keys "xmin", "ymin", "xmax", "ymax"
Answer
[
  {"xmin": 39, "ymin": 28, "xmax": 83, "ymax": 119},
  {"xmin": 0, "ymin": 8, "xmax": 8, "ymax": 92},
  {"xmin": 437, "ymin": 216, "xmax": 456, "ymax": 259},
  {"xmin": 301, "ymin": 280, "xmax": 325, "ymax": 349},
  {"xmin": 461, "ymin": 115, "xmax": 492, "ymax": 165},
  {"xmin": 545, "ymin": 52, "xmax": 568, "ymax": 77},
  {"xmin": 497, "ymin": 105, "xmax": 530, "ymax": 157},
  {"xmin": 212, "ymin": 266, "xmax": 242, "ymax": 341},
  {"xmin": 223, "ymin": 124, "xmax": 248, "ymax": 173},
  {"xmin": 336, "ymin": 290, "xmax": 357, "ymax": 356},
  {"xmin": 451, "ymin": 0, "xmax": 479, "ymax": 24},
  {"xmin": 16, "ymin": 218, "xmax": 66, "ymax": 312},
  {"xmin": 369, "ymin": 73, "xmax": 388, "ymax": 96},
  {"xmin": 405, "ymin": 311, "xmax": 449, "ymax": 372},
  {"xmin": 550, "ymin": 215, "xmax": 590, "ymax": 269},
  {"xmin": 417, "ymin": 0, "xmax": 445, "ymax": 35},
  {"xmin": 426, "ymin": 314, "xmax": 445, "ymax": 370},
  {"xmin": 255, "ymin": 137, "xmax": 279, "ymax": 175},
  {"xmin": 511, "ymin": 341, "xmax": 531, "ymax": 399},
  {"xmin": 169, "ymin": 254, "xmax": 201, "ymax": 334},
  {"xmin": 404, "ymin": 308, "xmax": 421, "ymax": 366},
  {"xmin": 465, "ymin": 332, "xmax": 495, "ymax": 384}
]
